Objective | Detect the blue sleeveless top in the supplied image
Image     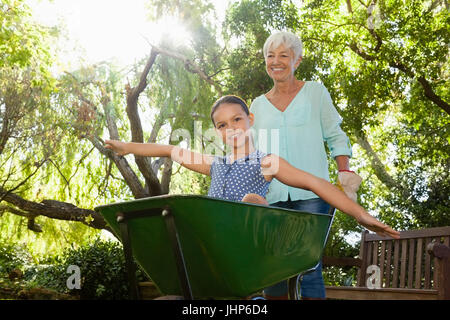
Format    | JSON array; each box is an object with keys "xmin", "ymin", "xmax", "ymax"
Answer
[{"xmin": 207, "ymin": 150, "xmax": 271, "ymax": 202}]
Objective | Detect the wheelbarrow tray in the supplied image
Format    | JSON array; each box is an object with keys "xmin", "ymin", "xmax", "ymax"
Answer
[{"xmin": 95, "ymin": 194, "xmax": 332, "ymax": 299}]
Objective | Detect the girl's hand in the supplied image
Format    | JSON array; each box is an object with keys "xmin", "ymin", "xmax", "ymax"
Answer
[
  {"xmin": 355, "ymin": 213, "xmax": 400, "ymax": 239},
  {"xmin": 104, "ymin": 140, "xmax": 129, "ymax": 156}
]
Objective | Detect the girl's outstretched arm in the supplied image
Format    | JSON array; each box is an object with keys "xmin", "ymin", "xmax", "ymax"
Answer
[
  {"xmin": 262, "ymin": 154, "xmax": 400, "ymax": 239},
  {"xmin": 104, "ymin": 140, "xmax": 213, "ymax": 175}
]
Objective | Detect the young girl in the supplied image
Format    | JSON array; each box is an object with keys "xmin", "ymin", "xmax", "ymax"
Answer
[{"xmin": 105, "ymin": 95, "xmax": 399, "ymax": 239}]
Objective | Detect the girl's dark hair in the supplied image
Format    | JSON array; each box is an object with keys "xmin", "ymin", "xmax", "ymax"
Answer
[{"xmin": 210, "ymin": 95, "xmax": 249, "ymax": 126}]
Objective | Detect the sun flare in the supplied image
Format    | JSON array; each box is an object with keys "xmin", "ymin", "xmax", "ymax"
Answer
[
  {"xmin": 151, "ymin": 15, "xmax": 192, "ymax": 48},
  {"xmin": 29, "ymin": 0, "xmax": 193, "ymax": 67}
]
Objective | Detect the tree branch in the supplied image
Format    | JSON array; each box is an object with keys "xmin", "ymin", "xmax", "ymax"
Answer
[
  {"xmin": 0, "ymin": 159, "xmax": 47, "ymax": 203},
  {"xmin": 349, "ymin": 42, "xmax": 376, "ymax": 61},
  {"xmin": 0, "ymin": 189, "xmax": 109, "ymax": 231},
  {"xmin": 66, "ymin": 146, "xmax": 96, "ymax": 188},
  {"xmin": 416, "ymin": 76, "xmax": 450, "ymax": 114},
  {"xmin": 389, "ymin": 62, "xmax": 450, "ymax": 114},
  {"xmin": 151, "ymin": 44, "xmax": 224, "ymax": 95},
  {"xmin": 350, "ymin": 48, "xmax": 449, "ymax": 115},
  {"xmin": 88, "ymin": 136, "xmax": 148, "ymax": 198},
  {"xmin": 160, "ymin": 157, "xmax": 173, "ymax": 195},
  {"xmin": 148, "ymin": 101, "xmax": 171, "ymax": 143},
  {"xmin": 47, "ymin": 158, "xmax": 70, "ymax": 195},
  {"xmin": 125, "ymin": 49, "xmax": 162, "ymax": 196},
  {"xmin": 126, "ymin": 49, "xmax": 159, "ymax": 143},
  {"xmin": 354, "ymin": 129, "xmax": 411, "ymax": 200},
  {"xmin": 101, "ymin": 91, "xmax": 120, "ymax": 141},
  {"xmin": 346, "ymin": 0, "xmax": 353, "ymax": 13},
  {"xmin": 0, "ymin": 111, "xmax": 10, "ymax": 155}
]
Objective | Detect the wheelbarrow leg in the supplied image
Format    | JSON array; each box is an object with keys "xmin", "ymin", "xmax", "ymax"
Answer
[
  {"xmin": 117, "ymin": 212, "xmax": 140, "ymax": 300},
  {"xmin": 162, "ymin": 209, "xmax": 193, "ymax": 300},
  {"xmin": 288, "ymin": 273, "xmax": 303, "ymax": 300},
  {"xmin": 289, "ymin": 207, "xmax": 336, "ymax": 300}
]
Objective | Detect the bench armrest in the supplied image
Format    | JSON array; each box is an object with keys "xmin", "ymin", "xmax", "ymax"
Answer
[
  {"xmin": 426, "ymin": 242, "xmax": 450, "ymax": 300},
  {"xmin": 322, "ymin": 256, "xmax": 362, "ymax": 268},
  {"xmin": 427, "ymin": 242, "xmax": 450, "ymax": 259}
]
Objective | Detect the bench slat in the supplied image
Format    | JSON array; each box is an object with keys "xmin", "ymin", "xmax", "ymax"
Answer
[
  {"xmin": 372, "ymin": 241, "xmax": 378, "ymax": 268},
  {"xmin": 393, "ymin": 240, "xmax": 400, "ymax": 288},
  {"xmin": 385, "ymin": 241, "xmax": 392, "ymax": 287},
  {"xmin": 425, "ymin": 237, "xmax": 432, "ymax": 289},
  {"xmin": 433, "ymin": 237, "xmax": 440, "ymax": 289},
  {"xmin": 322, "ymin": 256, "xmax": 361, "ymax": 267},
  {"xmin": 408, "ymin": 238, "xmax": 415, "ymax": 288},
  {"xmin": 367, "ymin": 241, "xmax": 373, "ymax": 267},
  {"xmin": 415, "ymin": 238, "xmax": 423, "ymax": 289},
  {"xmin": 400, "ymin": 239, "xmax": 407, "ymax": 288},
  {"xmin": 380, "ymin": 241, "xmax": 386, "ymax": 288},
  {"xmin": 357, "ymin": 231, "xmax": 369, "ymax": 287}
]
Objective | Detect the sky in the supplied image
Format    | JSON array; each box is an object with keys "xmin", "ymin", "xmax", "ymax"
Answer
[{"xmin": 29, "ymin": 0, "xmax": 229, "ymax": 69}]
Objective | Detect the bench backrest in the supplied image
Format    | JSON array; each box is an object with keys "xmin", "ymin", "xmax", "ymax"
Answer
[{"xmin": 357, "ymin": 226, "xmax": 450, "ymax": 289}]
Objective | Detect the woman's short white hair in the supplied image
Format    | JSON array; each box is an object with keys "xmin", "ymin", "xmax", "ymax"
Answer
[{"xmin": 263, "ymin": 31, "xmax": 303, "ymax": 60}]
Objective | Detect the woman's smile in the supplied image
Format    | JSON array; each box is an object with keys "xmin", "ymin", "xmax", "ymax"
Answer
[
  {"xmin": 265, "ymin": 44, "xmax": 301, "ymax": 82},
  {"xmin": 270, "ymin": 67, "xmax": 286, "ymax": 73}
]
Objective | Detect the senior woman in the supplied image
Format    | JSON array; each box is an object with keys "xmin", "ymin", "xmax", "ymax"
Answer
[{"xmin": 250, "ymin": 31, "xmax": 362, "ymax": 300}]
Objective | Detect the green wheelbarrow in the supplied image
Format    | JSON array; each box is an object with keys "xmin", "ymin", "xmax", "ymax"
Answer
[{"xmin": 94, "ymin": 194, "xmax": 334, "ymax": 299}]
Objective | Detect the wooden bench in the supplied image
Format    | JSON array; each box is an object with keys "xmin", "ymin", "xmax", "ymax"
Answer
[{"xmin": 323, "ymin": 226, "xmax": 450, "ymax": 300}]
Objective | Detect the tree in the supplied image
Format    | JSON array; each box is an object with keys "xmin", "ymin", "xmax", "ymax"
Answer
[
  {"xmin": 0, "ymin": 0, "xmax": 106, "ymax": 253},
  {"xmin": 1, "ymin": 0, "xmax": 224, "ymax": 247},
  {"xmin": 1, "ymin": 0, "xmax": 448, "ymax": 258},
  {"xmin": 294, "ymin": 0, "xmax": 449, "ymax": 228}
]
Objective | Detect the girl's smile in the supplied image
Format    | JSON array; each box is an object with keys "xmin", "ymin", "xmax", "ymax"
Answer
[{"xmin": 212, "ymin": 102, "xmax": 255, "ymax": 154}]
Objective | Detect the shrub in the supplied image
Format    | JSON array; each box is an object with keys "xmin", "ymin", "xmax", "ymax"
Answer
[
  {"xmin": 25, "ymin": 238, "xmax": 148, "ymax": 299},
  {"xmin": 323, "ymin": 266, "xmax": 358, "ymax": 287},
  {"xmin": 0, "ymin": 242, "xmax": 33, "ymax": 275},
  {"xmin": 23, "ymin": 261, "xmax": 67, "ymax": 293}
]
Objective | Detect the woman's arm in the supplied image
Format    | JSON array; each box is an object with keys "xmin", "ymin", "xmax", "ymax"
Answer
[
  {"xmin": 104, "ymin": 140, "xmax": 213, "ymax": 176},
  {"xmin": 262, "ymin": 154, "xmax": 400, "ymax": 239},
  {"xmin": 319, "ymin": 84, "xmax": 353, "ymax": 160},
  {"xmin": 335, "ymin": 155, "xmax": 350, "ymax": 171}
]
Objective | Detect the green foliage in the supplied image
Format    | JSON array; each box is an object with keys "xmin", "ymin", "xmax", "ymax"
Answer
[
  {"xmin": 24, "ymin": 238, "xmax": 148, "ymax": 300},
  {"xmin": 1, "ymin": 0, "xmax": 449, "ymax": 294},
  {"xmin": 323, "ymin": 266, "xmax": 358, "ymax": 287},
  {"xmin": 148, "ymin": 52, "xmax": 217, "ymax": 134},
  {"xmin": 0, "ymin": 242, "xmax": 33, "ymax": 275},
  {"xmin": 23, "ymin": 260, "xmax": 67, "ymax": 293},
  {"xmin": 0, "ymin": 212, "xmax": 102, "ymax": 260},
  {"xmin": 0, "ymin": 0, "xmax": 51, "ymax": 69},
  {"xmin": 170, "ymin": 164, "xmax": 211, "ymax": 195}
]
